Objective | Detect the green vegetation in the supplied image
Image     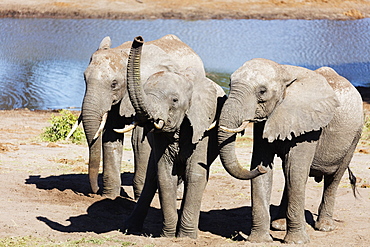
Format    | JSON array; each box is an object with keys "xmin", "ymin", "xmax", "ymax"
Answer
[
  {"xmin": 41, "ymin": 110, "xmax": 85, "ymax": 144},
  {"xmin": 0, "ymin": 235, "xmax": 138, "ymax": 247},
  {"xmin": 0, "ymin": 236, "xmax": 41, "ymax": 247}
]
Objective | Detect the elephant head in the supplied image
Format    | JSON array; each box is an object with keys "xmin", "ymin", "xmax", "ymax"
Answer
[
  {"xmin": 82, "ymin": 37, "xmax": 135, "ymax": 194},
  {"xmin": 123, "ymin": 36, "xmax": 216, "ymax": 143},
  {"xmin": 218, "ymin": 58, "xmax": 339, "ymax": 179}
]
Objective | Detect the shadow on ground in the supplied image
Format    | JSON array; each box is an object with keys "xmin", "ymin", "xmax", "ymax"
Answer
[
  {"xmin": 25, "ymin": 172, "xmax": 134, "ymax": 197},
  {"xmin": 35, "ymin": 195, "xmax": 315, "ymax": 241},
  {"xmin": 37, "ymin": 197, "xmax": 163, "ymax": 236},
  {"xmin": 26, "ymin": 172, "xmax": 315, "ymax": 240}
]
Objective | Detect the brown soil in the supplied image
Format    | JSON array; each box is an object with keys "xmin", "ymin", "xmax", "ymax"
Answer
[
  {"xmin": 0, "ymin": 97, "xmax": 369, "ymax": 246},
  {"xmin": 1, "ymin": 0, "xmax": 370, "ymax": 20},
  {"xmin": 1, "ymin": 1, "xmax": 370, "ymax": 246}
]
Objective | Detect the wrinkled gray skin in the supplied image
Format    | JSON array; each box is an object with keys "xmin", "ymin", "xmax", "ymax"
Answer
[
  {"xmin": 123, "ymin": 37, "xmax": 264, "ymax": 239},
  {"xmin": 82, "ymin": 35, "xmax": 205, "ymax": 199},
  {"xmin": 218, "ymin": 58, "xmax": 363, "ymax": 244}
]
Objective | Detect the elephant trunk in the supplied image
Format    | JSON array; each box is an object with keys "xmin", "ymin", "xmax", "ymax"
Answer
[
  {"xmin": 127, "ymin": 36, "xmax": 151, "ymax": 123},
  {"xmin": 218, "ymin": 98, "xmax": 266, "ymax": 180},
  {"xmin": 81, "ymin": 89, "xmax": 111, "ymax": 193},
  {"xmin": 218, "ymin": 130, "xmax": 265, "ymax": 179}
]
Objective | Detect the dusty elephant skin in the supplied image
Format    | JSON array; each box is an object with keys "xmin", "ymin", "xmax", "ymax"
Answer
[
  {"xmin": 122, "ymin": 36, "xmax": 265, "ymax": 239},
  {"xmin": 81, "ymin": 34, "xmax": 220, "ymax": 199},
  {"xmin": 218, "ymin": 58, "xmax": 364, "ymax": 244},
  {"xmin": 81, "ymin": 36, "xmax": 150, "ymax": 199}
]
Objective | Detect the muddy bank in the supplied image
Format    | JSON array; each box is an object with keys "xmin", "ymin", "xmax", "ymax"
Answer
[{"xmin": 1, "ymin": 0, "xmax": 370, "ymax": 20}]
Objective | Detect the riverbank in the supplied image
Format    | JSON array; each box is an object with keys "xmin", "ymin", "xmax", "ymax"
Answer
[
  {"xmin": 0, "ymin": 107, "xmax": 369, "ymax": 246},
  {"xmin": 1, "ymin": 0, "xmax": 370, "ymax": 20}
]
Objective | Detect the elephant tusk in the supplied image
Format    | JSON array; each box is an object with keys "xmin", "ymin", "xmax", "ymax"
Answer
[
  {"xmin": 66, "ymin": 114, "xmax": 82, "ymax": 140},
  {"xmin": 154, "ymin": 119, "xmax": 165, "ymax": 130},
  {"xmin": 207, "ymin": 121, "xmax": 217, "ymax": 131},
  {"xmin": 219, "ymin": 120, "xmax": 249, "ymax": 133},
  {"xmin": 93, "ymin": 112, "xmax": 108, "ymax": 141},
  {"xmin": 114, "ymin": 122, "xmax": 138, "ymax": 133}
]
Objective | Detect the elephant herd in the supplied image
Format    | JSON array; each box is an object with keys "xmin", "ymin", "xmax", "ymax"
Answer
[{"xmin": 71, "ymin": 34, "xmax": 363, "ymax": 244}]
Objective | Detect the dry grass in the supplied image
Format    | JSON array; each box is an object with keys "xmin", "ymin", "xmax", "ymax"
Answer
[{"xmin": 343, "ymin": 9, "xmax": 365, "ymax": 19}]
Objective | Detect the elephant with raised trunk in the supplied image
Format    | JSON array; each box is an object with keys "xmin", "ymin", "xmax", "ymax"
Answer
[
  {"xmin": 81, "ymin": 34, "xmax": 211, "ymax": 199},
  {"xmin": 218, "ymin": 58, "xmax": 363, "ymax": 244},
  {"xmin": 121, "ymin": 36, "xmax": 264, "ymax": 239}
]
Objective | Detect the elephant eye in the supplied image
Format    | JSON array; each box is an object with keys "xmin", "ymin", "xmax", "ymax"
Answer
[
  {"xmin": 172, "ymin": 97, "xmax": 178, "ymax": 103},
  {"xmin": 257, "ymin": 86, "xmax": 267, "ymax": 103},
  {"xmin": 111, "ymin": 81, "xmax": 118, "ymax": 89},
  {"xmin": 259, "ymin": 87, "xmax": 267, "ymax": 95}
]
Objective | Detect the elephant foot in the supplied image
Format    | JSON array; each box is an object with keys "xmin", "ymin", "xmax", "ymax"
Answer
[
  {"xmin": 160, "ymin": 230, "xmax": 176, "ymax": 238},
  {"xmin": 315, "ymin": 217, "xmax": 336, "ymax": 232},
  {"xmin": 133, "ymin": 191, "xmax": 141, "ymax": 201},
  {"xmin": 102, "ymin": 192, "xmax": 119, "ymax": 199},
  {"xmin": 284, "ymin": 230, "xmax": 310, "ymax": 244},
  {"xmin": 247, "ymin": 230, "xmax": 273, "ymax": 243},
  {"xmin": 177, "ymin": 230, "xmax": 197, "ymax": 239},
  {"xmin": 133, "ymin": 185, "xmax": 143, "ymax": 201},
  {"xmin": 102, "ymin": 186, "xmax": 121, "ymax": 199},
  {"xmin": 271, "ymin": 218, "xmax": 286, "ymax": 231}
]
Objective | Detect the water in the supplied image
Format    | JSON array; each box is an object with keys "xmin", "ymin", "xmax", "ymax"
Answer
[{"xmin": 1, "ymin": 18, "xmax": 369, "ymax": 110}]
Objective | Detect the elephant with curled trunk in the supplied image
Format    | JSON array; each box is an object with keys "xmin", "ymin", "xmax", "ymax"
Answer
[
  {"xmin": 81, "ymin": 34, "xmax": 212, "ymax": 199},
  {"xmin": 121, "ymin": 36, "xmax": 264, "ymax": 239},
  {"xmin": 218, "ymin": 58, "xmax": 363, "ymax": 244}
]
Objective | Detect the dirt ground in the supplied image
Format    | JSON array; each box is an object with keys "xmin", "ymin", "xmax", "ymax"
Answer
[
  {"xmin": 0, "ymin": 99, "xmax": 369, "ymax": 246},
  {"xmin": 1, "ymin": 0, "xmax": 370, "ymax": 20},
  {"xmin": 1, "ymin": 0, "xmax": 370, "ymax": 246}
]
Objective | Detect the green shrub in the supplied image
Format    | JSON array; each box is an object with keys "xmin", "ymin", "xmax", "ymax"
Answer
[{"xmin": 42, "ymin": 110, "xmax": 85, "ymax": 144}]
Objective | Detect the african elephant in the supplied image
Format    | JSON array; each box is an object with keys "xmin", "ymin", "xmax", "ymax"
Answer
[
  {"xmin": 121, "ymin": 36, "xmax": 264, "ymax": 239},
  {"xmin": 80, "ymin": 34, "xmax": 210, "ymax": 199},
  {"xmin": 218, "ymin": 58, "xmax": 363, "ymax": 244}
]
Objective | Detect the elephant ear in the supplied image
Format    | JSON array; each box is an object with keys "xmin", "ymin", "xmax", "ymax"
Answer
[
  {"xmin": 186, "ymin": 71, "xmax": 220, "ymax": 144},
  {"xmin": 99, "ymin": 36, "xmax": 111, "ymax": 50},
  {"xmin": 263, "ymin": 67, "xmax": 340, "ymax": 142},
  {"xmin": 119, "ymin": 89, "xmax": 136, "ymax": 118}
]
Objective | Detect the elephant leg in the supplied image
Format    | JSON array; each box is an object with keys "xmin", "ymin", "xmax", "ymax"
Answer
[
  {"xmin": 156, "ymin": 137, "xmax": 178, "ymax": 238},
  {"xmin": 177, "ymin": 139, "xmax": 209, "ymax": 239},
  {"xmin": 248, "ymin": 165, "xmax": 274, "ymax": 243},
  {"xmin": 248, "ymin": 123, "xmax": 275, "ymax": 243},
  {"xmin": 124, "ymin": 151, "xmax": 158, "ymax": 233},
  {"xmin": 282, "ymin": 140, "xmax": 318, "ymax": 244},
  {"xmin": 131, "ymin": 127, "xmax": 151, "ymax": 200},
  {"xmin": 271, "ymin": 182, "xmax": 288, "ymax": 231},
  {"xmin": 102, "ymin": 139, "xmax": 123, "ymax": 198},
  {"xmin": 158, "ymin": 161, "xmax": 178, "ymax": 237},
  {"xmin": 315, "ymin": 139, "xmax": 358, "ymax": 232}
]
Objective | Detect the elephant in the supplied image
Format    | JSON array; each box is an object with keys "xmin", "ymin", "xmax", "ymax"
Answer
[
  {"xmin": 217, "ymin": 58, "xmax": 363, "ymax": 244},
  {"xmin": 120, "ymin": 36, "xmax": 264, "ymax": 239},
  {"xmin": 80, "ymin": 34, "xmax": 213, "ymax": 199}
]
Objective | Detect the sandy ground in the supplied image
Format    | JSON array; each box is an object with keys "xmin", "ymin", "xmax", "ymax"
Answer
[
  {"xmin": 1, "ymin": 0, "xmax": 370, "ymax": 246},
  {"xmin": 1, "ymin": 0, "xmax": 370, "ymax": 20},
  {"xmin": 0, "ymin": 100, "xmax": 369, "ymax": 246}
]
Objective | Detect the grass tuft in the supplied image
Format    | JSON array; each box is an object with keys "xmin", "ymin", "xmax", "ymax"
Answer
[{"xmin": 41, "ymin": 110, "xmax": 85, "ymax": 144}]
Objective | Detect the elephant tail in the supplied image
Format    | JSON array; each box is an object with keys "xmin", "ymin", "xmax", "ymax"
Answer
[{"xmin": 348, "ymin": 167, "xmax": 359, "ymax": 198}]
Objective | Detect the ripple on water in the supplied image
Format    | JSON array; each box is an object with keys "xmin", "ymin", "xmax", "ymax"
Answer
[{"xmin": 0, "ymin": 18, "xmax": 369, "ymax": 109}]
